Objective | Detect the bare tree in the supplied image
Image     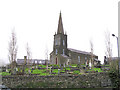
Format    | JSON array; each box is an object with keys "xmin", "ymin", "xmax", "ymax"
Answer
[
  {"xmin": 8, "ymin": 28, "xmax": 18, "ymax": 73},
  {"xmin": 26, "ymin": 43, "xmax": 32, "ymax": 65},
  {"xmin": 90, "ymin": 39, "xmax": 94, "ymax": 66},
  {"xmin": 105, "ymin": 30, "xmax": 112, "ymax": 65},
  {"xmin": 45, "ymin": 46, "xmax": 48, "ymax": 70}
]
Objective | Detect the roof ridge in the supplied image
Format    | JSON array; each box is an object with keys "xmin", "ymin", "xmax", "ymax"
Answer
[
  {"xmin": 68, "ymin": 48, "xmax": 90, "ymax": 53},
  {"xmin": 68, "ymin": 48, "xmax": 97, "ymax": 56}
]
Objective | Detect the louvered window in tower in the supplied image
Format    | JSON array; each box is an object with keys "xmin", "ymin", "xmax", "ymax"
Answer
[
  {"xmin": 55, "ymin": 40, "xmax": 57, "ymax": 45},
  {"xmin": 78, "ymin": 56, "xmax": 80, "ymax": 63},
  {"xmin": 63, "ymin": 40, "xmax": 65, "ymax": 46},
  {"xmin": 63, "ymin": 49, "xmax": 65, "ymax": 55}
]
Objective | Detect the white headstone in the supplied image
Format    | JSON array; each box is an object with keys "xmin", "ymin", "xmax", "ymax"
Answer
[
  {"xmin": 89, "ymin": 60, "xmax": 92, "ymax": 69},
  {"xmin": 6, "ymin": 69, "xmax": 9, "ymax": 73},
  {"xmin": 58, "ymin": 69, "xmax": 60, "ymax": 74},
  {"xmin": 16, "ymin": 68, "xmax": 18, "ymax": 72},
  {"xmin": 49, "ymin": 67, "xmax": 52, "ymax": 74},
  {"xmin": 86, "ymin": 61, "xmax": 87, "ymax": 66},
  {"xmin": 63, "ymin": 63, "xmax": 65, "ymax": 67}
]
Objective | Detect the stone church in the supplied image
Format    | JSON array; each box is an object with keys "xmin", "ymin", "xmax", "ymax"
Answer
[{"xmin": 50, "ymin": 12, "xmax": 99, "ymax": 66}]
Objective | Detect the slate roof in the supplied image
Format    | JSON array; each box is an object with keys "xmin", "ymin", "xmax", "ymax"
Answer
[
  {"xmin": 68, "ymin": 48, "xmax": 97, "ymax": 56},
  {"xmin": 61, "ymin": 54, "xmax": 70, "ymax": 59}
]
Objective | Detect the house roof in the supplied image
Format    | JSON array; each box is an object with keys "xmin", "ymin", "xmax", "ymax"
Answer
[
  {"xmin": 17, "ymin": 59, "xmax": 49, "ymax": 64},
  {"xmin": 68, "ymin": 48, "xmax": 97, "ymax": 56}
]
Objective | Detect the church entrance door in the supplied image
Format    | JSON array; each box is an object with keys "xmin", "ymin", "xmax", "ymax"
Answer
[{"xmin": 56, "ymin": 57, "xmax": 57, "ymax": 64}]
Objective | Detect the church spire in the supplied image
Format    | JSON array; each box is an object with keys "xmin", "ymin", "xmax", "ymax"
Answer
[{"xmin": 57, "ymin": 11, "xmax": 64, "ymax": 34}]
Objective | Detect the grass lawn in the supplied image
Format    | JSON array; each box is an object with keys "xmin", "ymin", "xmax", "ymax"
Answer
[
  {"xmin": 71, "ymin": 64, "xmax": 77, "ymax": 67},
  {"xmin": 87, "ymin": 68, "xmax": 103, "ymax": 72},
  {"xmin": 66, "ymin": 67, "xmax": 71, "ymax": 70},
  {"xmin": 52, "ymin": 69, "xmax": 58, "ymax": 73},
  {"xmin": 38, "ymin": 65, "xmax": 46, "ymax": 68},
  {"xmin": 0, "ymin": 72, "xmax": 11, "ymax": 76},
  {"xmin": 73, "ymin": 70, "xmax": 80, "ymax": 74}
]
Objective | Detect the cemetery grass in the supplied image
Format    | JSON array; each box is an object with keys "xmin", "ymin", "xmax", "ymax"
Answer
[
  {"xmin": 1, "ymin": 64, "xmax": 104, "ymax": 76},
  {"xmin": 0, "ymin": 72, "xmax": 11, "ymax": 76},
  {"xmin": 87, "ymin": 68, "xmax": 103, "ymax": 72}
]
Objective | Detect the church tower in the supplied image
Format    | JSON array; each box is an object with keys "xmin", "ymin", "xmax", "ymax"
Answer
[
  {"xmin": 53, "ymin": 12, "xmax": 68, "ymax": 64},
  {"xmin": 50, "ymin": 12, "xmax": 99, "ymax": 66}
]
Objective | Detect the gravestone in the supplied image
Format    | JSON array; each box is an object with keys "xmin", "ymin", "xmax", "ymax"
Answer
[
  {"xmin": 28, "ymin": 69, "xmax": 31, "ymax": 74},
  {"xmin": 58, "ymin": 69, "xmax": 60, "ymax": 74},
  {"xmin": 13, "ymin": 68, "xmax": 16, "ymax": 75},
  {"xmin": 48, "ymin": 67, "xmax": 52, "ymax": 74},
  {"xmin": 89, "ymin": 61, "xmax": 92, "ymax": 69},
  {"xmin": 36, "ymin": 66, "xmax": 38, "ymax": 69},
  {"xmin": 16, "ymin": 67, "xmax": 18, "ymax": 74},
  {"xmin": 38, "ymin": 66, "xmax": 40, "ymax": 70},
  {"xmin": 6, "ymin": 69, "xmax": 9, "ymax": 73}
]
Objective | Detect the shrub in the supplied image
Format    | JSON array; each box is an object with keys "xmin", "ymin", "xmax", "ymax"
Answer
[{"xmin": 109, "ymin": 59, "xmax": 119, "ymax": 88}]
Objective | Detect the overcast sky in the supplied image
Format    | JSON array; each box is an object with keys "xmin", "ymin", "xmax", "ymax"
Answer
[{"xmin": 0, "ymin": 0, "xmax": 119, "ymax": 65}]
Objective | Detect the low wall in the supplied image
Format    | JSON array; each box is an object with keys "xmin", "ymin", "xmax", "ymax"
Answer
[{"xmin": 2, "ymin": 72, "xmax": 112, "ymax": 88}]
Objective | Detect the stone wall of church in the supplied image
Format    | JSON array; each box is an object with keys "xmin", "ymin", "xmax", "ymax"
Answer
[
  {"xmin": 50, "ymin": 54, "xmax": 67, "ymax": 65},
  {"xmin": 50, "ymin": 50, "xmax": 98, "ymax": 65},
  {"xmin": 69, "ymin": 51, "xmax": 91, "ymax": 65}
]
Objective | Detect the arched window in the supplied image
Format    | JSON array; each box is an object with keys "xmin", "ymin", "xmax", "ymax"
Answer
[
  {"xmin": 63, "ymin": 40, "xmax": 65, "ymax": 46},
  {"xmin": 78, "ymin": 56, "xmax": 80, "ymax": 63},
  {"xmin": 69, "ymin": 53, "xmax": 71, "ymax": 56},
  {"xmin": 56, "ymin": 49, "xmax": 58, "ymax": 55},
  {"xmin": 85, "ymin": 57, "xmax": 87, "ymax": 65},
  {"xmin": 55, "ymin": 39, "xmax": 57, "ymax": 45},
  {"xmin": 63, "ymin": 49, "xmax": 65, "ymax": 55},
  {"xmin": 85, "ymin": 57, "xmax": 87, "ymax": 61}
]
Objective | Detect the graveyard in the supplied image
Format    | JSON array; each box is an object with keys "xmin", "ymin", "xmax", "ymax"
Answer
[
  {"xmin": 0, "ymin": 64, "xmax": 105, "ymax": 76},
  {"xmin": 1, "ymin": 63, "xmax": 114, "ymax": 88}
]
